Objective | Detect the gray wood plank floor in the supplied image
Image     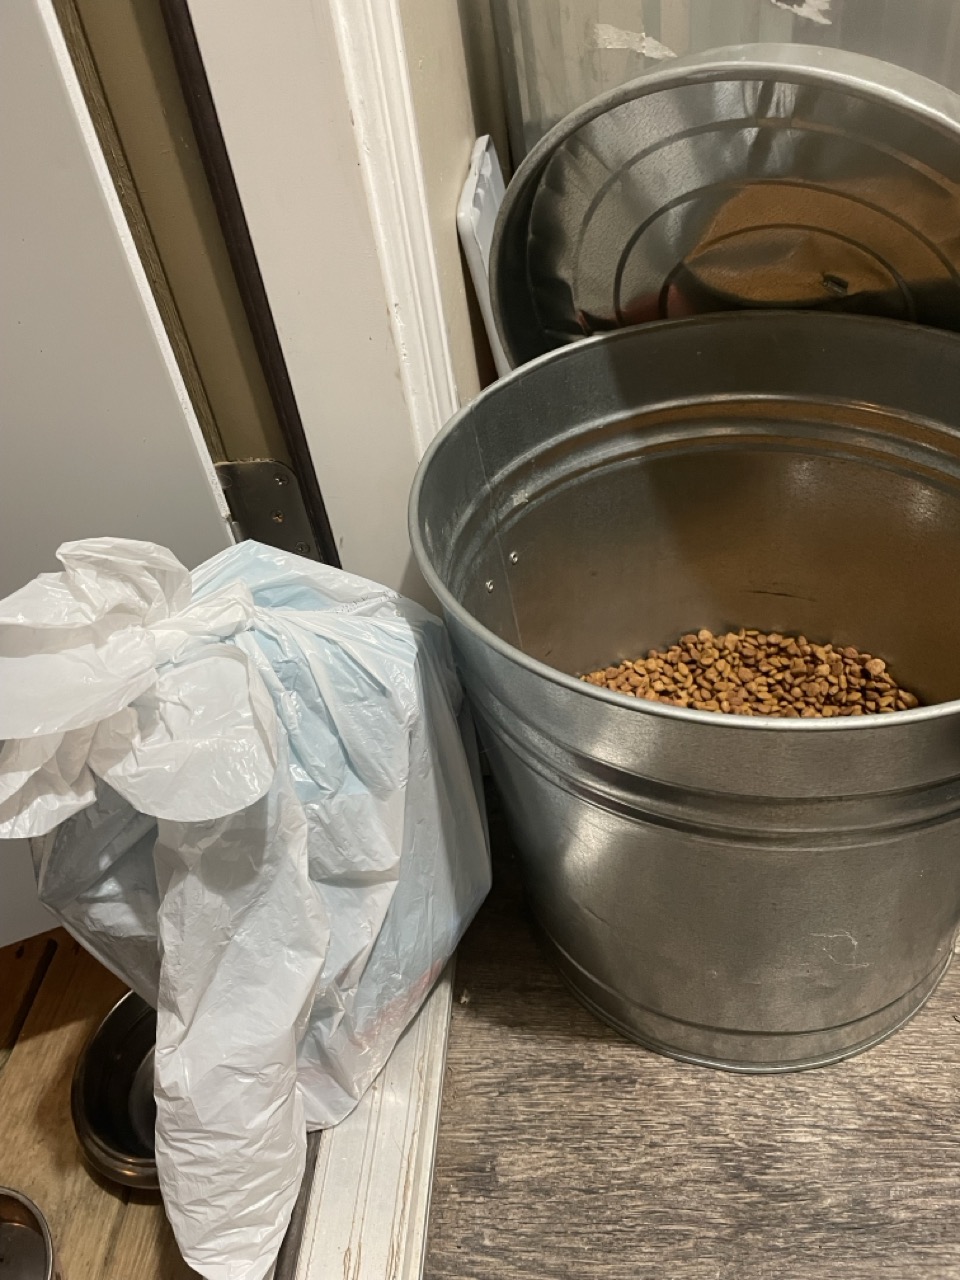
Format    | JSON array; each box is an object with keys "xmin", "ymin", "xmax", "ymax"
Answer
[{"xmin": 425, "ymin": 841, "xmax": 960, "ymax": 1280}]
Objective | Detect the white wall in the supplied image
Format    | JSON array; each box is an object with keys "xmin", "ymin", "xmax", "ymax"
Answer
[
  {"xmin": 0, "ymin": 0, "xmax": 231, "ymax": 944},
  {"xmin": 188, "ymin": 0, "xmax": 432, "ymax": 599},
  {"xmin": 188, "ymin": 0, "xmax": 486, "ymax": 601}
]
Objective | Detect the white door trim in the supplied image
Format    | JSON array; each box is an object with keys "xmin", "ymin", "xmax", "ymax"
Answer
[
  {"xmin": 187, "ymin": 1, "xmax": 467, "ymax": 1273},
  {"xmin": 302, "ymin": 5, "xmax": 460, "ymax": 1266},
  {"xmin": 328, "ymin": 0, "xmax": 460, "ymax": 456},
  {"xmin": 291, "ymin": 969, "xmax": 453, "ymax": 1280}
]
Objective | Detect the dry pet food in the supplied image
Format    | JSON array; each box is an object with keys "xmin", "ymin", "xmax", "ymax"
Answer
[{"xmin": 580, "ymin": 629, "xmax": 921, "ymax": 717}]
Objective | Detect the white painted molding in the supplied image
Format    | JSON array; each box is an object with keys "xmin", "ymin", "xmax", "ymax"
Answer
[
  {"xmin": 328, "ymin": 0, "xmax": 460, "ymax": 456},
  {"xmin": 184, "ymin": 5, "xmax": 465, "ymax": 1262},
  {"xmin": 294, "ymin": 968, "xmax": 454, "ymax": 1280}
]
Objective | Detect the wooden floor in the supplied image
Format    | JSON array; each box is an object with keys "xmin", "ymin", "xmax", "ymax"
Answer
[
  {"xmin": 0, "ymin": 929, "xmax": 194, "ymax": 1278},
  {"xmin": 425, "ymin": 848, "xmax": 960, "ymax": 1280}
]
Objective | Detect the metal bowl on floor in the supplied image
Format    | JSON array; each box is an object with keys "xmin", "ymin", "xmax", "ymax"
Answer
[
  {"xmin": 71, "ymin": 991, "xmax": 158, "ymax": 1190},
  {"xmin": 0, "ymin": 1188, "xmax": 58, "ymax": 1279}
]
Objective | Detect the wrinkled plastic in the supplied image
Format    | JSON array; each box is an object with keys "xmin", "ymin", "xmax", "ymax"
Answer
[{"xmin": 0, "ymin": 538, "xmax": 490, "ymax": 1280}]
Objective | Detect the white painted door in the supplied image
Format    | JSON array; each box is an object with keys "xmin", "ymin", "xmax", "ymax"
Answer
[{"xmin": 0, "ymin": 0, "xmax": 232, "ymax": 945}]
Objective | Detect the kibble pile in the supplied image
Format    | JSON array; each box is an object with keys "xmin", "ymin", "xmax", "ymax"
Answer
[{"xmin": 581, "ymin": 629, "xmax": 921, "ymax": 717}]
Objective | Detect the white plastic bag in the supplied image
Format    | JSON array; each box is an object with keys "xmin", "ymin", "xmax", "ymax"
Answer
[{"xmin": 0, "ymin": 538, "xmax": 490, "ymax": 1280}]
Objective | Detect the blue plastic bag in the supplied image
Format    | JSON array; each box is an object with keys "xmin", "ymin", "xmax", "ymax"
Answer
[{"xmin": 0, "ymin": 539, "xmax": 490, "ymax": 1280}]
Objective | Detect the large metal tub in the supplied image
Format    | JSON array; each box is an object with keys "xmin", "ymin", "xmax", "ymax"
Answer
[{"xmin": 410, "ymin": 312, "xmax": 960, "ymax": 1071}]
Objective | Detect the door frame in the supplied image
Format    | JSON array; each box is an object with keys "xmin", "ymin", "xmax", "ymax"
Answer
[{"xmin": 185, "ymin": 2, "xmax": 473, "ymax": 1275}]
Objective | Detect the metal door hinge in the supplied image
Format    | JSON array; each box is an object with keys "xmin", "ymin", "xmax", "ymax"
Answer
[{"xmin": 217, "ymin": 460, "xmax": 320, "ymax": 560}]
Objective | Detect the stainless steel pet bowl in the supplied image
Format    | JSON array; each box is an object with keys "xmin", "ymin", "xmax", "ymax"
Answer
[
  {"xmin": 71, "ymin": 991, "xmax": 158, "ymax": 1190},
  {"xmin": 0, "ymin": 1188, "xmax": 58, "ymax": 1279}
]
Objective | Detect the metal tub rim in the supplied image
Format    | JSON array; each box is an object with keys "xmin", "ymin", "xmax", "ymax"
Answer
[
  {"xmin": 409, "ymin": 311, "xmax": 960, "ymax": 736},
  {"xmin": 489, "ymin": 42, "xmax": 960, "ymax": 368}
]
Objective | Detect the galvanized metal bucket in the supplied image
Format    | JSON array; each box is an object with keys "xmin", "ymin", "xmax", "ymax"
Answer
[
  {"xmin": 410, "ymin": 311, "xmax": 960, "ymax": 1071},
  {"xmin": 490, "ymin": 45, "xmax": 960, "ymax": 368}
]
